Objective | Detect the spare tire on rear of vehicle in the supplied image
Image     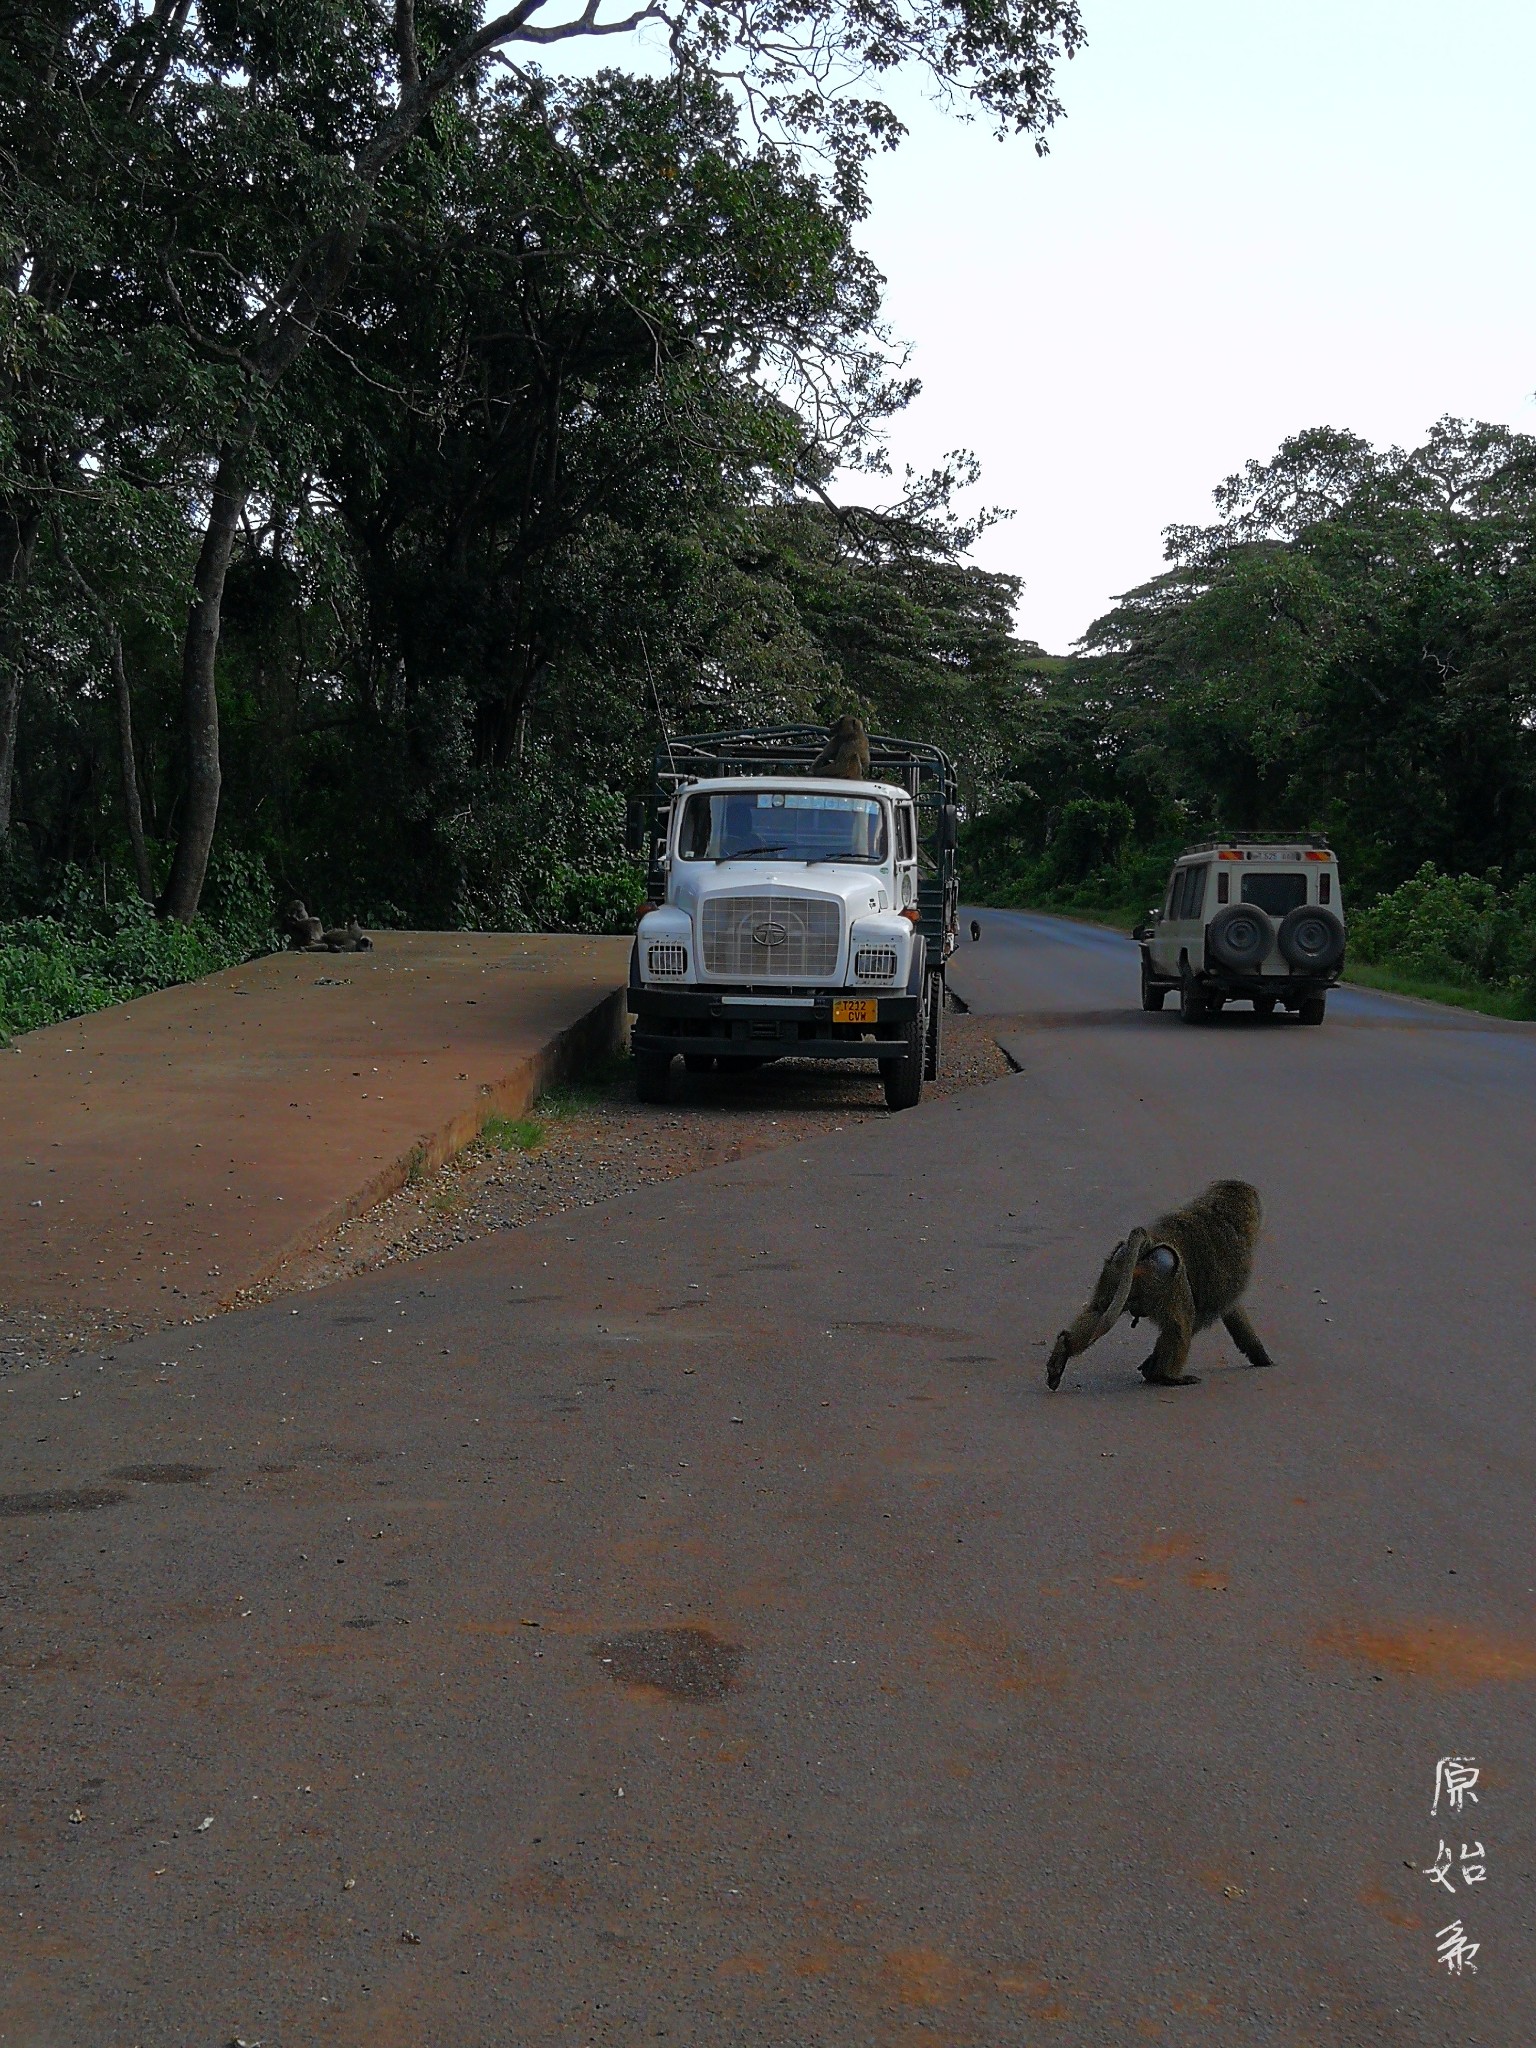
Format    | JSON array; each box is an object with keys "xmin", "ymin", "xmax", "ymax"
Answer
[
  {"xmin": 1277, "ymin": 904, "xmax": 1346, "ymax": 973},
  {"xmin": 1206, "ymin": 902, "xmax": 1274, "ymax": 972}
]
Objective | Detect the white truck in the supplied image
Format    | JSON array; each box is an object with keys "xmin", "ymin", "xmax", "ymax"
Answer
[{"xmin": 627, "ymin": 727, "xmax": 959, "ymax": 1109}]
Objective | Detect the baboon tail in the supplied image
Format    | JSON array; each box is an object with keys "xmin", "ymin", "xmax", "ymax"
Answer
[
  {"xmin": 1088, "ymin": 1226, "xmax": 1147, "ymax": 1345},
  {"xmin": 1044, "ymin": 1227, "xmax": 1148, "ymax": 1390}
]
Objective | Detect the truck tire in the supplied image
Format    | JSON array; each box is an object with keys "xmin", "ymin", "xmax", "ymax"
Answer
[
  {"xmin": 924, "ymin": 970, "xmax": 944, "ymax": 1081},
  {"xmin": 634, "ymin": 1046, "xmax": 673, "ymax": 1102},
  {"xmin": 1278, "ymin": 905, "xmax": 1346, "ymax": 973},
  {"xmin": 881, "ymin": 1002, "xmax": 926, "ymax": 1110},
  {"xmin": 1140, "ymin": 953, "xmax": 1166, "ymax": 1011},
  {"xmin": 1206, "ymin": 902, "xmax": 1274, "ymax": 971},
  {"xmin": 1297, "ymin": 994, "xmax": 1327, "ymax": 1026}
]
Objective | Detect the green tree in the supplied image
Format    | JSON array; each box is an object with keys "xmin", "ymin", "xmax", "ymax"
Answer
[{"xmin": 3, "ymin": 0, "xmax": 1083, "ymax": 916}]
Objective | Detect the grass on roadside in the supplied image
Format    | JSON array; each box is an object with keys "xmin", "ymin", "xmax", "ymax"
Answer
[
  {"xmin": 479, "ymin": 1112, "xmax": 547, "ymax": 1153},
  {"xmin": 1341, "ymin": 960, "xmax": 1536, "ymax": 1020},
  {"xmin": 476, "ymin": 1053, "xmax": 638, "ymax": 1155}
]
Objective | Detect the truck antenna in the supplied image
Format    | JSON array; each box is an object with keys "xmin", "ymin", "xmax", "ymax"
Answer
[{"xmin": 639, "ymin": 633, "xmax": 678, "ymax": 781}]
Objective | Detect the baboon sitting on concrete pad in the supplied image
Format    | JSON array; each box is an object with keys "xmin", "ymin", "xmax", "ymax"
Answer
[{"xmin": 1045, "ymin": 1179, "xmax": 1276, "ymax": 1389}]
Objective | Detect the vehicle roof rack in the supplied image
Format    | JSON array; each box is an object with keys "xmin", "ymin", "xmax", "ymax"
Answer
[
  {"xmin": 653, "ymin": 725, "xmax": 955, "ymax": 806},
  {"xmin": 1179, "ymin": 831, "xmax": 1332, "ymax": 855}
]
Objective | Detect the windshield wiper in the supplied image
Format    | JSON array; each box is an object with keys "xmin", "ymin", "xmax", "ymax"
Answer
[{"xmin": 713, "ymin": 844, "xmax": 791, "ymax": 861}]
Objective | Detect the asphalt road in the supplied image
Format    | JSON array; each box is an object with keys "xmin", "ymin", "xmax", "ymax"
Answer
[{"xmin": 3, "ymin": 913, "xmax": 1533, "ymax": 2046}]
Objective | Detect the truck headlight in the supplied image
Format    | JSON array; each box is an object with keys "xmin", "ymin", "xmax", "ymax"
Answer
[
  {"xmin": 646, "ymin": 941, "xmax": 688, "ymax": 978},
  {"xmin": 853, "ymin": 945, "xmax": 900, "ymax": 982}
]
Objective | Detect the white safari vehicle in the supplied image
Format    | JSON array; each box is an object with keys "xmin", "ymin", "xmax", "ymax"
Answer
[
  {"xmin": 628, "ymin": 727, "xmax": 959, "ymax": 1108},
  {"xmin": 1134, "ymin": 836, "xmax": 1346, "ymax": 1024}
]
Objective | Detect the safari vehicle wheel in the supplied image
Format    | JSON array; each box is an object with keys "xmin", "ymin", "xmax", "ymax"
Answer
[
  {"xmin": 1206, "ymin": 902, "xmax": 1274, "ymax": 972},
  {"xmin": 1298, "ymin": 994, "xmax": 1327, "ymax": 1026},
  {"xmin": 1253, "ymin": 994, "xmax": 1277, "ymax": 1018},
  {"xmin": 881, "ymin": 1002, "xmax": 926, "ymax": 1110},
  {"xmin": 634, "ymin": 1046, "xmax": 674, "ymax": 1102},
  {"xmin": 1179, "ymin": 980, "xmax": 1208, "ymax": 1025},
  {"xmin": 1140, "ymin": 953, "xmax": 1166, "ymax": 1011},
  {"xmin": 1279, "ymin": 905, "xmax": 1346, "ymax": 973}
]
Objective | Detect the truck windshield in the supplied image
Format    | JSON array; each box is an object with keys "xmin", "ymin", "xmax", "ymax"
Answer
[{"xmin": 679, "ymin": 790, "xmax": 888, "ymax": 863}]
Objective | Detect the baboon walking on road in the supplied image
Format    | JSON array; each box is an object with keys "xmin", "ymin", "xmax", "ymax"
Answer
[{"xmin": 1045, "ymin": 1179, "xmax": 1276, "ymax": 1389}]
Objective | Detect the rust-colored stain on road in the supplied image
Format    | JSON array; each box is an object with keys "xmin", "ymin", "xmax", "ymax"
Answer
[{"xmin": 1313, "ymin": 1616, "xmax": 1536, "ymax": 1684}]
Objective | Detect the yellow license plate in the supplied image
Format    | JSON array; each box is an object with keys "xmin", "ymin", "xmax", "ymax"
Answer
[{"xmin": 833, "ymin": 998, "xmax": 879, "ymax": 1023}]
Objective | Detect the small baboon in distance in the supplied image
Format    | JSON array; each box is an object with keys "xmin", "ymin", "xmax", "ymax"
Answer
[
  {"xmin": 283, "ymin": 899, "xmax": 323, "ymax": 949},
  {"xmin": 1045, "ymin": 1179, "xmax": 1276, "ymax": 1390},
  {"xmin": 970, "ymin": 918, "xmax": 981, "ymax": 942},
  {"xmin": 813, "ymin": 714, "xmax": 871, "ymax": 780}
]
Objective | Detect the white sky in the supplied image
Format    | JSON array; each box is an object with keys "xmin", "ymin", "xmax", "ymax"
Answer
[
  {"xmin": 855, "ymin": 0, "xmax": 1536, "ymax": 648},
  {"xmin": 556, "ymin": 0, "xmax": 1536, "ymax": 651}
]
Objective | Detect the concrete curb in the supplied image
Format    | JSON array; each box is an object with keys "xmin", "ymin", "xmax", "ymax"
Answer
[{"xmin": 230, "ymin": 985, "xmax": 627, "ymax": 1303}]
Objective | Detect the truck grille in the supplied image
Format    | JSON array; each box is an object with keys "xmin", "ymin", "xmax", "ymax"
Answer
[{"xmin": 700, "ymin": 895, "xmax": 841, "ymax": 978}]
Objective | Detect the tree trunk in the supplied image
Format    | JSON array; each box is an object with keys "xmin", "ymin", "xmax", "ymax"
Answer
[
  {"xmin": 159, "ymin": 447, "xmax": 245, "ymax": 921},
  {"xmin": 109, "ymin": 624, "xmax": 155, "ymax": 902},
  {"xmin": 0, "ymin": 656, "xmax": 19, "ymax": 844},
  {"xmin": 0, "ymin": 506, "xmax": 40, "ymax": 844}
]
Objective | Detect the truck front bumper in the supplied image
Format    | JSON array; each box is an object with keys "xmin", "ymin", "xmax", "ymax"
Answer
[{"xmin": 628, "ymin": 982, "xmax": 919, "ymax": 1062}]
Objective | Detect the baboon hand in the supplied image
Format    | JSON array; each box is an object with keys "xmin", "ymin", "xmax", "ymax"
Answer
[{"xmin": 1045, "ymin": 1332, "xmax": 1072, "ymax": 1391}]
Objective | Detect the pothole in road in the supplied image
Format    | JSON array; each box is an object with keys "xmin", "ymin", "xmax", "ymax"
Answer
[
  {"xmin": 594, "ymin": 1624, "xmax": 742, "ymax": 1701},
  {"xmin": 109, "ymin": 1462, "xmax": 216, "ymax": 1485},
  {"xmin": 0, "ymin": 1486, "xmax": 130, "ymax": 1516}
]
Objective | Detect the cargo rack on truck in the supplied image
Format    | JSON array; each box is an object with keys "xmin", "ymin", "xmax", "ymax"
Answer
[{"xmin": 642, "ymin": 725, "xmax": 960, "ymax": 962}]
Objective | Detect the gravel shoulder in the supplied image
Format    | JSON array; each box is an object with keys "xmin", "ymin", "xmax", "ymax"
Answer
[
  {"xmin": 253, "ymin": 1008, "xmax": 1016, "ymax": 1301},
  {"xmin": 3, "ymin": 1010, "xmax": 1018, "ymax": 1368}
]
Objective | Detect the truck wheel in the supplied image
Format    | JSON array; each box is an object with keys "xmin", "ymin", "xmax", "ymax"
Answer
[
  {"xmin": 1140, "ymin": 953, "xmax": 1166, "ymax": 1011},
  {"xmin": 1298, "ymin": 994, "xmax": 1326, "ymax": 1026},
  {"xmin": 924, "ymin": 971, "xmax": 944, "ymax": 1080},
  {"xmin": 683, "ymin": 1052, "xmax": 716, "ymax": 1074},
  {"xmin": 635, "ymin": 1047, "xmax": 674, "ymax": 1102},
  {"xmin": 881, "ymin": 1005, "xmax": 926, "ymax": 1110}
]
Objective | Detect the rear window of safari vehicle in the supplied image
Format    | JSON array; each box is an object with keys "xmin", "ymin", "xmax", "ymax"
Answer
[{"xmin": 1240, "ymin": 871, "xmax": 1308, "ymax": 916}]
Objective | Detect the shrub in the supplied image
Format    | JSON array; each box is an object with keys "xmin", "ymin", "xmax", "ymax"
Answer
[
  {"xmin": 1047, "ymin": 797, "xmax": 1135, "ymax": 883},
  {"xmin": 0, "ymin": 852, "xmax": 279, "ymax": 1042},
  {"xmin": 1348, "ymin": 864, "xmax": 1533, "ymax": 989}
]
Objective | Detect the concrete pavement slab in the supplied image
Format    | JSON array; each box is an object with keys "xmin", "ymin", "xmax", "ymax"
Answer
[{"xmin": 0, "ymin": 932, "xmax": 629, "ymax": 1352}]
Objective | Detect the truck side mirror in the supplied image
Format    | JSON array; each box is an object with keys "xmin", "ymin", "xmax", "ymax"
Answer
[
  {"xmin": 624, "ymin": 798, "xmax": 650, "ymax": 858},
  {"xmin": 939, "ymin": 805, "xmax": 959, "ymax": 853}
]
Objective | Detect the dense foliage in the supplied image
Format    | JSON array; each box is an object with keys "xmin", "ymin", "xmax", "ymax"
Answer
[
  {"xmin": 965, "ymin": 419, "xmax": 1536, "ymax": 1008},
  {"xmin": 0, "ymin": 853, "xmax": 277, "ymax": 1042},
  {"xmin": 1, "ymin": 0, "xmax": 1077, "ymax": 951}
]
